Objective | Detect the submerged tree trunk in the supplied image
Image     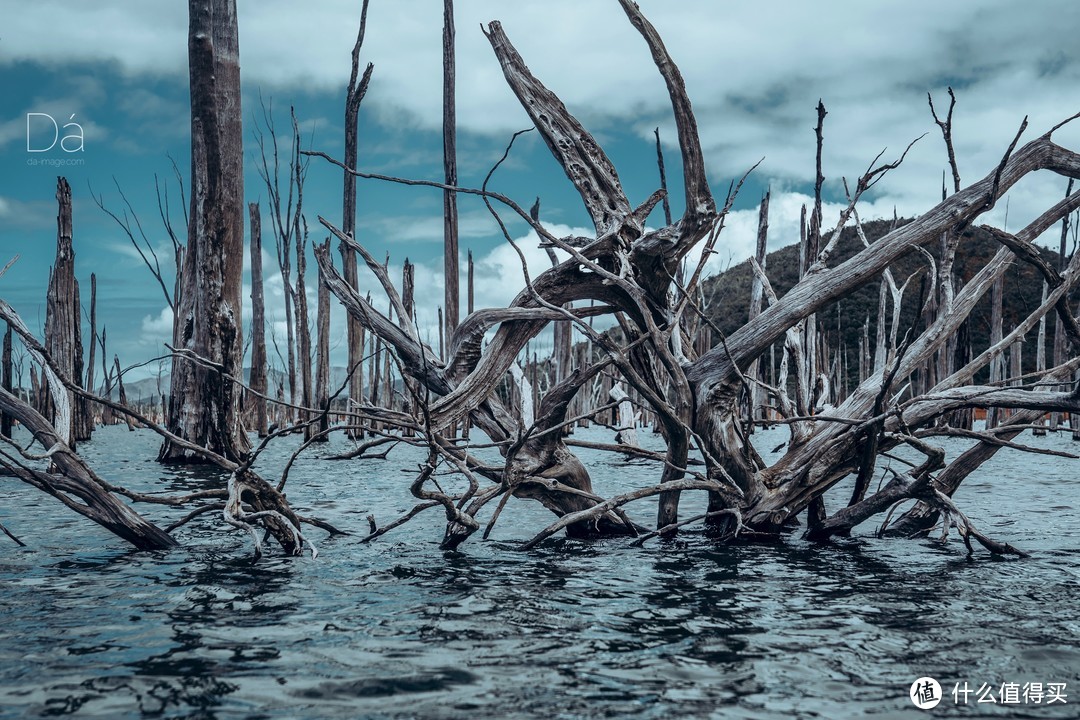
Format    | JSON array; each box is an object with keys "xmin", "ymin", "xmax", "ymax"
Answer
[
  {"xmin": 84, "ymin": 273, "xmax": 98, "ymax": 430},
  {"xmin": 71, "ymin": 277, "xmax": 92, "ymax": 442},
  {"xmin": 1, "ymin": 324, "xmax": 12, "ymax": 439},
  {"xmin": 0, "ymin": 385, "xmax": 176, "ymax": 549},
  {"xmin": 442, "ymin": 0, "xmax": 460, "ymax": 343},
  {"xmin": 296, "ymin": 227, "xmax": 314, "ymax": 440},
  {"xmin": 44, "ymin": 177, "xmax": 79, "ymax": 448},
  {"xmin": 341, "ymin": 0, "xmax": 372, "ymax": 437},
  {"xmin": 248, "ymin": 202, "xmax": 269, "ymax": 437},
  {"xmin": 162, "ymin": 0, "xmax": 250, "ymax": 463},
  {"xmin": 315, "ymin": 239, "xmax": 332, "ymax": 441}
]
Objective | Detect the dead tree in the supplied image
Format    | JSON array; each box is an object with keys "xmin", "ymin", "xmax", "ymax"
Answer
[
  {"xmin": 314, "ymin": 239, "xmax": 332, "ymax": 441},
  {"xmin": 0, "ymin": 303, "xmax": 174, "ymax": 548},
  {"xmin": 43, "ymin": 178, "xmax": 82, "ymax": 448},
  {"xmin": 1052, "ymin": 179, "xmax": 1074, "ymax": 431},
  {"xmin": 294, "ymin": 201, "xmax": 315, "ymax": 442},
  {"xmin": 442, "ymin": 0, "xmax": 460, "ymax": 342},
  {"xmin": 254, "ymin": 100, "xmax": 299, "ymax": 409},
  {"xmin": 0, "ymin": 298, "xmax": 323, "ymax": 557},
  {"xmin": 303, "ymin": 1, "xmax": 1080, "ymax": 555},
  {"xmin": 1, "ymin": 323, "xmax": 12, "ymax": 439},
  {"xmin": 746, "ymin": 191, "xmax": 769, "ymax": 424},
  {"xmin": 341, "ymin": 0, "xmax": 373, "ymax": 434},
  {"xmin": 113, "ymin": 356, "xmax": 137, "ymax": 431},
  {"xmin": 248, "ymin": 202, "xmax": 269, "ymax": 437},
  {"xmin": 83, "ymin": 273, "xmax": 98, "ymax": 429},
  {"xmin": 162, "ymin": 0, "xmax": 249, "ymax": 463}
]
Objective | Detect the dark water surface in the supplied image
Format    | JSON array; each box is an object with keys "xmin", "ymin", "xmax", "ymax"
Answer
[{"xmin": 1, "ymin": 424, "xmax": 1078, "ymax": 719}]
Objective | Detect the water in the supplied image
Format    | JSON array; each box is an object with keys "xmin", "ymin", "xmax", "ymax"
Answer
[{"xmin": 1, "ymin": 424, "xmax": 1078, "ymax": 719}]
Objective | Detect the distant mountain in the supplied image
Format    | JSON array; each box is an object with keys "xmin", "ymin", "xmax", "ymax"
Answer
[
  {"xmin": 700, "ymin": 218, "xmax": 1071, "ymax": 386},
  {"xmin": 110, "ymin": 366, "xmax": 354, "ymax": 402}
]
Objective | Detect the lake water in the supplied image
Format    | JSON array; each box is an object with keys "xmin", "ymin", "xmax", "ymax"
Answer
[{"xmin": 1, "ymin": 423, "xmax": 1077, "ymax": 719}]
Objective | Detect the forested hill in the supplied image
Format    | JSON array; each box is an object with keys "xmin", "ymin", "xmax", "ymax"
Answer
[{"xmin": 702, "ymin": 217, "xmax": 1073, "ymax": 381}]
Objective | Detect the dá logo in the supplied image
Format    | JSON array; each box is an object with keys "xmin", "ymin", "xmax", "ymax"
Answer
[
  {"xmin": 26, "ymin": 113, "xmax": 84, "ymax": 153},
  {"xmin": 910, "ymin": 677, "xmax": 942, "ymax": 709}
]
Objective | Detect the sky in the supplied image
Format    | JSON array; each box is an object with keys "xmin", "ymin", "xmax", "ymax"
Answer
[{"xmin": 1, "ymin": 0, "xmax": 1079, "ymax": 385}]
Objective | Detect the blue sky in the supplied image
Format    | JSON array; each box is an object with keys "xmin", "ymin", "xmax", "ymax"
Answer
[{"xmin": 2, "ymin": 0, "xmax": 1079, "ymax": 382}]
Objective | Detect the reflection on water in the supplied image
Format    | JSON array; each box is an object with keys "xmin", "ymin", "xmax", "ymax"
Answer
[{"xmin": 1, "ymin": 424, "xmax": 1078, "ymax": 718}]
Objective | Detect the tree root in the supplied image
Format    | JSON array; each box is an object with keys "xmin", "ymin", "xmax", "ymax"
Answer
[
  {"xmin": 925, "ymin": 489, "xmax": 1030, "ymax": 558},
  {"xmin": 225, "ymin": 471, "xmax": 318, "ymax": 560}
]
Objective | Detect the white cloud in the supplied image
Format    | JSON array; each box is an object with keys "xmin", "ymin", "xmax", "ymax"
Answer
[
  {"xmin": 7, "ymin": 1, "xmax": 1078, "ymax": 243},
  {"xmin": 139, "ymin": 306, "xmax": 173, "ymax": 347},
  {"xmin": 0, "ymin": 197, "xmax": 9, "ymax": 217},
  {"xmin": 10, "ymin": 1, "xmax": 1080, "ymax": 375}
]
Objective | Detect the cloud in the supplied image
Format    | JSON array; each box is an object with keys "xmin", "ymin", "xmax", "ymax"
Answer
[
  {"xmin": 6, "ymin": 2, "xmax": 1078, "ymax": 238},
  {"xmin": 8, "ymin": 1, "xmax": 1080, "ymax": 377},
  {"xmin": 362, "ymin": 208, "xmax": 503, "ymax": 245},
  {"xmin": 139, "ymin": 306, "xmax": 173, "ymax": 347}
]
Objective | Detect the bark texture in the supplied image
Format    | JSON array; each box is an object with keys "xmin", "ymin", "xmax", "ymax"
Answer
[
  {"xmin": 162, "ymin": 0, "xmax": 250, "ymax": 462},
  {"xmin": 248, "ymin": 202, "xmax": 269, "ymax": 437}
]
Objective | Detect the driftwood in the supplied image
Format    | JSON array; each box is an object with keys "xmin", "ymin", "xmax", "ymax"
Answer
[
  {"xmin": 0, "ymin": 297, "xmax": 323, "ymax": 557},
  {"xmin": 0, "ymin": 302, "xmax": 174, "ymax": 549}
]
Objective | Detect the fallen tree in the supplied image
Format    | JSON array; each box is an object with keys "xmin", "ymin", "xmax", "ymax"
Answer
[
  {"xmin": 0, "ymin": 295, "xmax": 329, "ymax": 557},
  {"xmin": 304, "ymin": 0, "xmax": 1080, "ymax": 555}
]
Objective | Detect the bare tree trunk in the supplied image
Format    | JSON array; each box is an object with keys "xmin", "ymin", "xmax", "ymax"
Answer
[
  {"xmin": 315, "ymin": 240, "xmax": 331, "ymax": 441},
  {"xmin": 369, "ymin": 320, "xmax": 382, "ymax": 429},
  {"xmin": 44, "ymin": 177, "xmax": 79, "ymax": 448},
  {"xmin": 267, "ymin": 202, "xmax": 297, "ymax": 412},
  {"xmin": 467, "ymin": 249, "xmax": 474, "ymax": 315},
  {"xmin": 805, "ymin": 102, "xmax": 826, "ymax": 411},
  {"xmin": 296, "ymin": 227, "xmax": 314, "ymax": 440},
  {"xmin": 1052, "ymin": 179, "xmax": 1073, "ymax": 431},
  {"xmin": 985, "ymin": 275, "xmax": 1005, "ymax": 429},
  {"xmin": 401, "ymin": 258, "xmax": 418, "ymax": 436},
  {"xmin": 249, "ymin": 202, "xmax": 269, "ymax": 437},
  {"xmin": 71, "ymin": 277, "xmax": 92, "ymax": 442},
  {"xmin": 29, "ymin": 365, "xmax": 41, "ymax": 415},
  {"xmin": 442, "ymin": 0, "xmax": 460, "ymax": 341},
  {"xmin": 463, "ymin": 250, "xmax": 473, "ymax": 439},
  {"xmin": 98, "ymin": 328, "xmax": 114, "ymax": 424},
  {"xmin": 747, "ymin": 191, "xmax": 769, "ymax": 424},
  {"xmin": 114, "ymin": 356, "xmax": 137, "ymax": 431},
  {"xmin": 1, "ymin": 324, "xmax": 11, "ymax": 439},
  {"xmin": 610, "ymin": 383, "xmax": 638, "ymax": 446},
  {"xmin": 84, "ymin": 273, "xmax": 97, "ymax": 430},
  {"xmin": 341, "ymin": 0, "xmax": 372, "ymax": 438},
  {"xmin": 438, "ymin": 306, "xmax": 444, "ymax": 360},
  {"xmin": 162, "ymin": 0, "xmax": 250, "ymax": 462},
  {"xmin": 1033, "ymin": 280, "xmax": 1049, "ymax": 435}
]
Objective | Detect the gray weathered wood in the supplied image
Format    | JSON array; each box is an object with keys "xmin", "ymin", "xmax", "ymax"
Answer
[{"xmin": 162, "ymin": 0, "xmax": 249, "ymax": 462}]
